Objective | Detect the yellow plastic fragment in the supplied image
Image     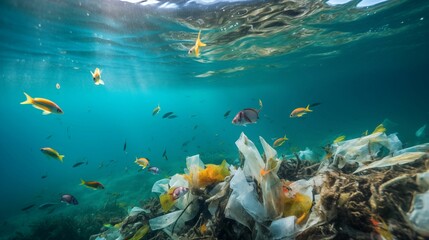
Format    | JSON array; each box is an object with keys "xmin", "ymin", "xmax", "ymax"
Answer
[{"xmin": 129, "ymin": 224, "xmax": 150, "ymax": 240}]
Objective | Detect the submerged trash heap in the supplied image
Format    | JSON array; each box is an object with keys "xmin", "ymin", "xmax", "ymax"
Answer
[{"xmin": 91, "ymin": 132, "xmax": 429, "ymax": 240}]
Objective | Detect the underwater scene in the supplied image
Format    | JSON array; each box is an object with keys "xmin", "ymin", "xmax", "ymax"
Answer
[{"xmin": 1, "ymin": 0, "xmax": 429, "ymax": 239}]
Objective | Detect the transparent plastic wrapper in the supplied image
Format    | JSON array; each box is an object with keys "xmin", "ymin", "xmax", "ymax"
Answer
[
  {"xmin": 333, "ymin": 132, "xmax": 402, "ymax": 168},
  {"xmin": 394, "ymin": 143, "xmax": 429, "ymax": 156},
  {"xmin": 186, "ymin": 155, "xmax": 204, "ymax": 187},
  {"xmin": 128, "ymin": 206, "xmax": 150, "ymax": 216},
  {"xmin": 149, "ymin": 210, "xmax": 184, "ymax": 231},
  {"xmin": 235, "ymin": 132, "xmax": 265, "ymax": 183},
  {"xmin": 269, "ymin": 216, "xmax": 297, "ymax": 240},
  {"xmin": 298, "ymin": 147, "xmax": 316, "ymax": 161},
  {"xmin": 353, "ymin": 152, "xmax": 427, "ymax": 173},
  {"xmin": 225, "ymin": 168, "xmax": 267, "ymax": 226},
  {"xmin": 152, "ymin": 178, "xmax": 170, "ymax": 194},
  {"xmin": 407, "ymin": 191, "xmax": 429, "ymax": 237},
  {"xmin": 169, "ymin": 174, "xmax": 188, "ymax": 188},
  {"xmin": 260, "ymin": 136, "xmax": 284, "ymax": 219}
]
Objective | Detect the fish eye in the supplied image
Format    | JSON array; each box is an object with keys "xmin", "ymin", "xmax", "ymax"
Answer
[
  {"xmin": 93, "ymin": 77, "xmax": 96, "ymax": 80},
  {"xmin": 57, "ymin": 109, "xmax": 62, "ymax": 113},
  {"xmin": 188, "ymin": 50, "xmax": 192, "ymax": 54}
]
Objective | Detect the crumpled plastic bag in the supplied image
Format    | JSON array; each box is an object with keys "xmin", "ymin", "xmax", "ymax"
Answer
[
  {"xmin": 152, "ymin": 178, "xmax": 170, "ymax": 194},
  {"xmin": 184, "ymin": 155, "xmax": 230, "ymax": 189},
  {"xmin": 149, "ymin": 210, "xmax": 185, "ymax": 231},
  {"xmin": 128, "ymin": 206, "xmax": 150, "ymax": 216},
  {"xmin": 332, "ymin": 132, "xmax": 402, "ymax": 168},
  {"xmin": 259, "ymin": 136, "xmax": 284, "ymax": 219},
  {"xmin": 235, "ymin": 132, "xmax": 265, "ymax": 183},
  {"xmin": 225, "ymin": 168, "xmax": 267, "ymax": 227},
  {"xmin": 269, "ymin": 216, "xmax": 297, "ymax": 240}
]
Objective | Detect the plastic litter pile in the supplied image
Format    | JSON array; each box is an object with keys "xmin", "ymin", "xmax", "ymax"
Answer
[{"xmin": 91, "ymin": 132, "xmax": 429, "ymax": 240}]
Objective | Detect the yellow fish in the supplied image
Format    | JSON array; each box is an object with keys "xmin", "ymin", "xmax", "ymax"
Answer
[
  {"xmin": 188, "ymin": 30, "xmax": 206, "ymax": 57},
  {"xmin": 20, "ymin": 92, "xmax": 63, "ymax": 115},
  {"xmin": 372, "ymin": 124, "xmax": 386, "ymax": 134},
  {"xmin": 273, "ymin": 135, "xmax": 288, "ymax": 147},
  {"xmin": 41, "ymin": 147, "xmax": 64, "ymax": 162},
  {"xmin": 290, "ymin": 104, "xmax": 312, "ymax": 118},
  {"xmin": 135, "ymin": 157, "xmax": 149, "ymax": 169},
  {"xmin": 152, "ymin": 104, "xmax": 161, "ymax": 116},
  {"xmin": 333, "ymin": 135, "xmax": 346, "ymax": 144},
  {"xmin": 90, "ymin": 68, "xmax": 104, "ymax": 85}
]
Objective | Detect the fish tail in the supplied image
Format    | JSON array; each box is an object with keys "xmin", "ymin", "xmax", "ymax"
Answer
[
  {"xmin": 258, "ymin": 99, "xmax": 263, "ymax": 111},
  {"xmin": 305, "ymin": 104, "xmax": 312, "ymax": 112},
  {"xmin": 59, "ymin": 155, "xmax": 65, "ymax": 162},
  {"xmin": 159, "ymin": 193, "xmax": 175, "ymax": 212},
  {"xmin": 21, "ymin": 92, "xmax": 33, "ymax": 105},
  {"xmin": 80, "ymin": 179, "xmax": 85, "ymax": 185},
  {"xmin": 197, "ymin": 30, "xmax": 206, "ymax": 47},
  {"xmin": 284, "ymin": 135, "xmax": 288, "ymax": 140}
]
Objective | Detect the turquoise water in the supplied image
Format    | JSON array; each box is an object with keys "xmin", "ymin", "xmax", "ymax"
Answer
[{"xmin": 0, "ymin": 0, "xmax": 428, "ymax": 238}]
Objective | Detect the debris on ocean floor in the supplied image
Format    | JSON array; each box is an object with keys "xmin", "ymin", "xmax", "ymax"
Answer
[{"xmin": 91, "ymin": 132, "xmax": 429, "ymax": 240}]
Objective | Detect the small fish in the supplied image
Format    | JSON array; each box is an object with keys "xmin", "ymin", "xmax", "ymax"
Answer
[
  {"xmin": 55, "ymin": 83, "xmax": 60, "ymax": 89},
  {"xmin": 232, "ymin": 99, "xmax": 263, "ymax": 126},
  {"xmin": 191, "ymin": 114, "xmax": 197, "ymax": 118},
  {"xmin": 416, "ymin": 124, "xmax": 427, "ymax": 138},
  {"xmin": 372, "ymin": 124, "xmax": 386, "ymax": 134},
  {"xmin": 41, "ymin": 147, "xmax": 65, "ymax": 163},
  {"xmin": 152, "ymin": 104, "xmax": 161, "ymax": 116},
  {"xmin": 172, "ymin": 186, "xmax": 189, "ymax": 200},
  {"xmin": 193, "ymin": 125, "xmax": 198, "ymax": 130},
  {"xmin": 188, "ymin": 30, "xmax": 206, "ymax": 57},
  {"xmin": 80, "ymin": 179, "xmax": 104, "ymax": 190},
  {"xmin": 38, "ymin": 202, "xmax": 60, "ymax": 210},
  {"xmin": 135, "ymin": 157, "xmax": 150, "ymax": 169},
  {"xmin": 45, "ymin": 135, "xmax": 52, "ymax": 140},
  {"xmin": 168, "ymin": 115, "xmax": 177, "ymax": 119},
  {"xmin": 21, "ymin": 204, "xmax": 35, "ymax": 211},
  {"xmin": 20, "ymin": 92, "xmax": 63, "ymax": 115},
  {"xmin": 41, "ymin": 174, "xmax": 48, "ymax": 179},
  {"xmin": 61, "ymin": 194, "xmax": 78, "ymax": 205},
  {"xmin": 290, "ymin": 104, "xmax": 312, "ymax": 118},
  {"xmin": 182, "ymin": 140, "xmax": 191, "ymax": 147},
  {"xmin": 223, "ymin": 110, "xmax": 231, "ymax": 119},
  {"xmin": 333, "ymin": 135, "xmax": 346, "ymax": 144},
  {"xmin": 162, "ymin": 149, "xmax": 168, "ymax": 161},
  {"xmin": 162, "ymin": 112, "xmax": 174, "ymax": 118},
  {"xmin": 72, "ymin": 160, "xmax": 88, "ymax": 168},
  {"xmin": 273, "ymin": 135, "xmax": 288, "ymax": 147},
  {"xmin": 148, "ymin": 167, "xmax": 160, "ymax": 175},
  {"xmin": 123, "ymin": 140, "xmax": 127, "ymax": 152},
  {"xmin": 90, "ymin": 68, "xmax": 104, "ymax": 85}
]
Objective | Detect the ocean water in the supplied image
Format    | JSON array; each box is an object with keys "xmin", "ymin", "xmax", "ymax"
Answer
[{"xmin": 0, "ymin": 0, "xmax": 428, "ymax": 239}]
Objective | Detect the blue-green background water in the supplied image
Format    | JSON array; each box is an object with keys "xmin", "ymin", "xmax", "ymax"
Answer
[{"xmin": 0, "ymin": 0, "xmax": 428, "ymax": 238}]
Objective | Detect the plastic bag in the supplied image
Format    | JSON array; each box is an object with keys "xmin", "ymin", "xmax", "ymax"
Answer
[
  {"xmin": 235, "ymin": 132, "xmax": 265, "ymax": 183},
  {"xmin": 269, "ymin": 216, "xmax": 297, "ymax": 240},
  {"xmin": 333, "ymin": 132, "xmax": 402, "ymax": 168},
  {"xmin": 408, "ymin": 191, "xmax": 429, "ymax": 237}
]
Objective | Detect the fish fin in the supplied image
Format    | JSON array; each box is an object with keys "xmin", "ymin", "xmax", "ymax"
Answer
[
  {"xmin": 59, "ymin": 155, "xmax": 64, "ymax": 162},
  {"xmin": 98, "ymin": 79, "xmax": 104, "ymax": 85},
  {"xmin": 297, "ymin": 112, "xmax": 306, "ymax": 117},
  {"xmin": 80, "ymin": 179, "xmax": 85, "ymax": 185},
  {"xmin": 305, "ymin": 105, "xmax": 312, "ymax": 112},
  {"xmin": 259, "ymin": 99, "xmax": 263, "ymax": 110},
  {"xmin": 21, "ymin": 92, "xmax": 33, "ymax": 105},
  {"xmin": 42, "ymin": 111, "xmax": 51, "ymax": 115},
  {"xmin": 90, "ymin": 71, "xmax": 94, "ymax": 76},
  {"xmin": 159, "ymin": 193, "xmax": 175, "ymax": 213}
]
